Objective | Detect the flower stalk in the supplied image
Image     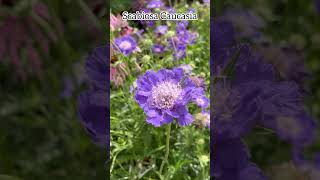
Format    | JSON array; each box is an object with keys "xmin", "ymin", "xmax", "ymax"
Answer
[{"xmin": 159, "ymin": 123, "xmax": 171, "ymax": 174}]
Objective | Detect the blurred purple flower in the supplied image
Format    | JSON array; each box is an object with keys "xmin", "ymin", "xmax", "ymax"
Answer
[
  {"xmin": 140, "ymin": 9, "xmax": 156, "ymax": 27},
  {"xmin": 147, "ymin": 0, "xmax": 164, "ymax": 9},
  {"xmin": 254, "ymin": 43, "xmax": 311, "ymax": 91},
  {"xmin": 85, "ymin": 46, "xmax": 109, "ymax": 90},
  {"xmin": 173, "ymin": 45, "xmax": 187, "ymax": 60},
  {"xmin": 212, "ymin": 81, "xmax": 262, "ymax": 142},
  {"xmin": 114, "ymin": 36, "xmax": 137, "ymax": 56},
  {"xmin": 152, "ymin": 44, "xmax": 165, "ymax": 54},
  {"xmin": 78, "ymin": 45, "xmax": 109, "ymax": 148},
  {"xmin": 258, "ymin": 81, "xmax": 316, "ymax": 147},
  {"xmin": 155, "ymin": 25, "xmax": 168, "ymax": 35},
  {"xmin": 191, "ymin": 88, "xmax": 209, "ymax": 110},
  {"xmin": 134, "ymin": 68, "xmax": 205, "ymax": 127},
  {"xmin": 187, "ymin": 8, "xmax": 196, "ymax": 14},
  {"xmin": 212, "ymin": 139, "xmax": 267, "ymax": 180},
  {"xmin": 78, "ymin": 90, "xmax": 108, "ymax": 147},
  {"xmin": 211, "ymin": 19, "xmax": 237, "ymax": 71},
  {"xmin": 166, "ymin": 7, "xmax": 176, "ymax": 13}
]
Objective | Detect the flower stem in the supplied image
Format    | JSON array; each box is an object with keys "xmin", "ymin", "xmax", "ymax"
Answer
[{"xmin": 159, "ymin": 123, "xmax": 171, "ymax": 175}]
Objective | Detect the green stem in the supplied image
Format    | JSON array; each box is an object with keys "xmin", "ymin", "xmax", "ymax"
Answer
[{"xmin": 159, "ymin": 123, "xmax": 171, "ymax": 174}]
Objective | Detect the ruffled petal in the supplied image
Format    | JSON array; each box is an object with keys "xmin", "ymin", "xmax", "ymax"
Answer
[{"xmin": 177, "ymin": 113, "xmax": 194, "ymax": 126}]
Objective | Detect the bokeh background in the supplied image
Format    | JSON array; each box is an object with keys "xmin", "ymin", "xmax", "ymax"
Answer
[
  {"xmin": 0, "ymin": 0, "xmax": 107, "ymax": 179},
  {"xmin": 215, "ymin": 0, "xmax": 320, "ymax": 179}
]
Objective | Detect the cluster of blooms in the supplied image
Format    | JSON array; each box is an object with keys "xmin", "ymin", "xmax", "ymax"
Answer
[
  {"xmin": 212, "ymin": 8, "xmax": 319, "ymax": 179},
  {"xmin": 133, "ymin": 65, "xmax": 209, "ymax": 127}
]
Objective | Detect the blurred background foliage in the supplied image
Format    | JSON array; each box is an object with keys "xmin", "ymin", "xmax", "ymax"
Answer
[
  {"xmin": 0, "ymin": 0, "xmax": 107, "ymax": 179},
  {"xmin": 216, "ymin": 0, "xmax": 320, "ymax": 178}
]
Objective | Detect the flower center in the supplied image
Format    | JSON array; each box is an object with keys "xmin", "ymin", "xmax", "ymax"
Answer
[
  {"xmin": 198, "ymin": 97, "xmax": 206, "ymax": 104},
  {"xmin": 151, "ymin": 81, "xmax": 182, "ymax": 110},
  {"xmin": 119, "ymin": 41, "xmax": 132, "ymax": 50}
]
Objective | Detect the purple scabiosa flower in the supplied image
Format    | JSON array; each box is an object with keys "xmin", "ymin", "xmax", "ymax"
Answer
[
  {"xmin": 78, "ymin": 90, "xmax": 108, "ymax": 146},
  {"xmin": 212, "ymin": 82, "xmax": 262, "ymax": 142},
  {"xmin": 187, "ymin": 8, "xmax": 196, "ymax": 14},
  {"xmin": 147, "ymin": 0, "xmax": 164, "ymax": 9},
  {"xmin": 192, "ymin": 88, "xmax": 209, "ymax": 110},
  {"xmin": 155, "ymin": 25, "xmax": 168, "ymax": 35},
  {"xmin": 114, "ymin": 35, "xmax": 137, "ymax": 56},
  {"xmin": 211, "ymin": 19, "xmax": 236, "ymax": 70},
  {"xmin": 134, "ymin": 68, "xmax": 202, "ymax": 127},
  {"xmin": 140, "ymin": 9, "xmax": 156, "ymax": 27},
  {"xmin": 167, "ymin": 7, "xmax": 176, "ymax": 14},
  {"xmin": 188, "ymin": 32, "xmax": 199, "ymax": 44},
  {"xmin": 152, "ymin": 44, "xmax": 165, "ymax": 54},
  {"xmin": 173, "ymin": 45, "xmax": 187, "ymax": 60},
  {"xmin": 176, "ymin": 23, "xmax": 197, "ymax": 45},
  {"xmin": 193, "ymin": 95, "xmax": 209, "ymax": 109},
  {"xmin": 86, "ymin": 46, "xmax": 109, "ymax": 90},
  {"xmin": 78, "ymin": 45, "xmax": 109, "ymax": 148},
  {"xmin": 258, "ymin": 81, "xmax": 317, "ymax": 147},
  {"xmin": 176, "ymin": 21, "xmax": 188, "ymax": 35},
  {"xmin": 253, "ymin": 43, "xmax": 311, "ymax": 92}
]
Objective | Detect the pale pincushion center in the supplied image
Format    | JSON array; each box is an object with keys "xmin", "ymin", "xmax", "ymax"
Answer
[
  {"xmin": 196, "ymin": 98, "xmax": 205, "ymax": 105},
  {"xmin": 151, "ymin": 81, "xmax": 182, "ymax": 110},
  {"xmin": 119, "ymin": 41, "xmax": 132, "ymax": 50}
]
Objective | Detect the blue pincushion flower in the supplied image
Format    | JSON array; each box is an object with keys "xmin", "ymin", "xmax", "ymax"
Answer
[
  {"xmin": 147, "ymin": 0, "xmax": 164, "ymax": 9},
  {"xmin": 191, "ymin": 88, "xmax": 209, "ymax": 110},
  {"xmin": 167, "ymin": 7, "xmax": 176, "ymax": 14},
  {"xmin": 173, "ymin": 45, "xmax": 187, "ymax": 60},
  {"xmin": 152, "ymin": 44, "xmax": 165, "ymax": 54},
  {"xmin": 155, "ymin": 25, "xmax": 168, "ymax": 35},
  {"xmin": 114, "ymin": 35, "xmax": 137, "ymax": 56},
  {"xmin": 134, "ymin": 68, "xmax": 205, "ymax": 127}
]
